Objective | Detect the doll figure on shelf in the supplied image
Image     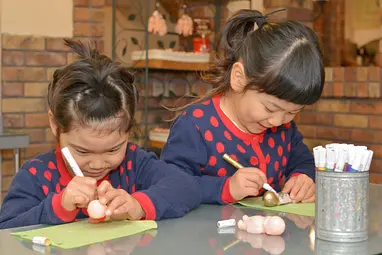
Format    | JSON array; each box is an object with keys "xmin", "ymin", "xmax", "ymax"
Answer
[
  {"xmin": 176, "ymin": 13, "xmax": 193, "ymax": 36},
  {"xmin": 148, "ymin": 9, "xmax": 168, "ymax": 36}
]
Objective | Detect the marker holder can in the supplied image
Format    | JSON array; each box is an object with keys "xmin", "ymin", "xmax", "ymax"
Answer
[{"xmin": 315, "ymin": 171, "xmax": 369, "ymax": 242}]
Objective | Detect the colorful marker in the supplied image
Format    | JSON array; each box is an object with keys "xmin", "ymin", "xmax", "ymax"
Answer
[
  {"xmin": 318, "ymin": 147, "xmax": 326, "ymax": 171},
  {"xmin": 313, "ymin": 146, "xmax": 322, "ymax": 170},
  {"xmin": 326, "ymin": 148, "xmax": 335, "ymax": 171},
  {"xmin": 334, "ymin": 148, "xmax": 346, "ymax": 172}
]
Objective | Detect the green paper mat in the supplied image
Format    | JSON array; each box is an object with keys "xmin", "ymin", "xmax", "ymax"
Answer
[
  {"xmin": 12, "ymin": 220, "xmax": 157, "ymax": 249},
  {"xmin": 236, "ymin": 197, "xmax": 315, "ymax": 217}
]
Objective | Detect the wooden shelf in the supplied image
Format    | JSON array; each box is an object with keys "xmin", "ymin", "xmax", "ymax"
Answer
[
  {"xmin": 149, "ymin": 140, "xmax": 166, "ymax": 149},
  {"xmin": 132, "ymin": 59, "xmax": 210, "ymax": 71}
]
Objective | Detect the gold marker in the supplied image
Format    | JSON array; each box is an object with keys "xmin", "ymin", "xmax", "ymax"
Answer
[
  {"xmin": 223, "ymin": 154, "xmax": 244, "ymax": 169},
  {"xmin": 222, "ymin": 154, "xmax": 278, "ymax": 194}
]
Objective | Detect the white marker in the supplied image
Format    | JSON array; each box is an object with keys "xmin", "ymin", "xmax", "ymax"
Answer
[
  {"xmin": 364, "ymin": 150, "xmax": 374, "ymax": 172},
  {"xmin": 217, "ymin": 219, "xmax": 236, "ymax": 228},
  {"xmin": 32, "ymin": 236, "xmax": 51, "ymax": 246},
  {"xmin": 263, "ymin": 183, "xmax": 277, "ymax": 194},
  {"xmin": 61, "ymin": 147, "xmax": 84, "ymax": 177},
  {"xmin": 313, "ymin": 146, "xmax": 323, "ymax": 168}
]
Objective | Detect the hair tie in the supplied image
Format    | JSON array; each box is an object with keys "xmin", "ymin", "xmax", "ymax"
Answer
[{"xmin": 253, "ymin": 8, "xmax": 287, "ymax": 31}]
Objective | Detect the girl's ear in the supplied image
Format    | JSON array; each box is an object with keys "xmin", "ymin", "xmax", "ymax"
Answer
[
  {"xmin": 48, "ymin": 110, "xmax": 58, "ymax": 138},
  {"xmin": 230, "ymin": 62, "xmax": 247, "ymax": 93}
]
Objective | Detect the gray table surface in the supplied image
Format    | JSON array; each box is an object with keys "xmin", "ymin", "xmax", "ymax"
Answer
[{"xmin": 1, "ymin": 184, "xmax": 382, "ymax": 255}]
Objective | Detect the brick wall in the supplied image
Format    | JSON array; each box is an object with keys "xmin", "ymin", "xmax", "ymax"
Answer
[
  {"xmin": 1, "ymin": 0, "xmax": 106, "ymax": 198},
  {"xmin": 295, "ymin": 67, "xmax": 382, "ymax": 184}
]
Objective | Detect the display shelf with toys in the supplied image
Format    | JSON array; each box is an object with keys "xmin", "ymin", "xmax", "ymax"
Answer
[
  {"xmin": 131, "ymin": 49, "xmax": 210, "ymax": 71},
  {"xmin": 149, "ymin": 127, "xmax": 169, "ymax": 149},
  {"xmin": 111, "ymin": 0, "xmax": 222, "ymax": 150}
]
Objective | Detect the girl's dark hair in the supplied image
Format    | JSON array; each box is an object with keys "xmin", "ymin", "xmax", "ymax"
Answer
[
  {"xmin": 48, "ymin": 39, "xmax": 138, "ymax": 134},
  {"xmin": 186, "ymin": 9, "xmax": 325, "ymax": 108}
]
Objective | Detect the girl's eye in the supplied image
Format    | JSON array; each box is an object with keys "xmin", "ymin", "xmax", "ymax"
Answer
[
  {"xmin": 76, "ymin": 150, "xmax": 88, "ymax": 155},
  {"xmin": 109, "ymin": 148, "xmax": 120, "ymax": 153},
  {"xmin": 265, "ymin": 107, "xmax": 274, "ymax": 113}
]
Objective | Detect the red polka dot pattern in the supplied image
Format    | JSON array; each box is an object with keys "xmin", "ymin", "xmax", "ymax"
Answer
[
  {"xmin": 268, "ymin": 137, "xmax": 275, "ymax": 148},
  {"xmin": 209, "ymin": 156, "xmax": 217, "ymax": 166},
  {"xmin": 117, "ymin": 185, "xmax": 121, "ymax": 189},
  {"xmin": 182, "ymin": 111, "xmax": 186, "ymax": 116},
  {"xmin": 217, "ymin": 168, "xmax": 227, "ymax": 176},
  {"xmin": 258, "ymin": 135, "xmax": 264, "ymax": 143},
  {"xmin": 120, "ymin": 166, "xmax": 124, "ymax": 175},
  {"xmin": 287, "ymin": 143, "xmax": 291, "ymax": 152},
  {"xmin": 126, "ymin": 176, "xmax": 129, "ymax": 185},
  {"xmin": 271, "ymin": 127, "xmax": 277, "ymax": 133},
  {"xmin": 210, "ymin": 116, "xmax": 219, "ymax": 127},
  {"xmin": 282, "ymin": 156, "xmax": 287, "ymax": 166},
  {"xmin": 278, "ymin": 146, "xmax": 283, "ymax": 156},
  {"xmin": 205, "ymin": 130, "xmax": 213, "ymax": 141},
  {"xmin": 284, "ymin": 122, "xmax": 291, "ymax": 128},
  {"xmin": 268, "ymin": 177, "xmax": 274, "ymax": 184},
  {"xmin": 250, "ymin": 156, "xmax": 259, "ymax": 166},
  {"xmin": 193, "ymin": 109, "xmax": 204, "ymax": 118},
  {"xmin": 56, "ymin": 183, "xmax": 61, "ymax": 193},
  {"xmin": 224, "ymin": 131, "xmax": 232, "ymax": 141},
  {"xmin": 274, "ymin": 161, "xmax": 279, "ymax": 171},
  {"xmin": 29, "ymin": 167, "xmax": 37, "ymax": 175},
  {"xmin": 265, "ymin": 154, "xmax": 271, "ymax": 164},
  {"xmin": 281, "ymin": 131, "xmax": 286, "ymax": 142},
  {"xmin": 42, "ymin": 185, "xmax": 49, "ymax": 195},
  {"xmin": 237, "ymin": 144, "xmax": 246, "ymax": 153},
  {"xmin": 132, "ymin": 184, "xmax": 136, "ymax": 193},
  {"xmin": 216, "ymin": 142, "xmax": 225, "ymax": 154},
  {"xmin": 244, "ymin": 140, "xmax": 250, "ymax": 146},
  {"xmin": 44, "ymin": 171, "xmax": 52, "ymax": 181},
  {"xmin": 48, "ymin": 161, "xmax": 56, "ymax": 169},
  {"xmin": 129, "ymin": 144, "xmax": 137, "ymax": 151},
  {"xmin": 127, "ymin": 160, "xmax": 132, "ymax": 170},
  {"xmin": 230, "ymin": 154, "xmax": 238, "ymax": 162},
  {"xmin": 200, "ymin": 167, "xmax": 205, "ymax": 171}
]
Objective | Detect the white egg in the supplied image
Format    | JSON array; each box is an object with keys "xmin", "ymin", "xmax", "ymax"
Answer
[{"xmin": 88, "ymin": 200, "xmax": 106, "ymax": 219}]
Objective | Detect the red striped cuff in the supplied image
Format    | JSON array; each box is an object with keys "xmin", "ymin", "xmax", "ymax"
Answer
[
  {"xmin": 221, "ymin": 178, "xmax": 238, "ymax": 204},
  {"xmin": 132, "ymin": 192, "xmax": 156, "ymax": 220},
  {"xmin": 52, "ymin": 191, "xmax": 79, "ymax": 222}
]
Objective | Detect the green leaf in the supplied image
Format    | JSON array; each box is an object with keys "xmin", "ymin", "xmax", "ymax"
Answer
[
  {"xmin": 131, "ymin": 37, "xmax": 138, "ymax": 45},
  {"xmin": 128, "ymin": 14, "xmax": 136, "ymax": 21},
  {"xmin": 169, "ymin": 41, "xmax": 176, "ymax": 48},
  {"xmin": 169, "ymin": 90, "xmax": 177, "ymax": 98},
  {"xmin": 157, "ymin": 40, "xmax": 165, "ymax": 49}
]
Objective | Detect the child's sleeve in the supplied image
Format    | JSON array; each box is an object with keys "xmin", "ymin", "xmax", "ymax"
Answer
[
  {"xmin": 0, "ymin": 168, "xmax": 78, "ymax": 229},
  {"xmin": 160, "ymin": 115, "xmax": 232, "ymax": 205},
  {"xmin": 284, "ymin": 121, "xmax": 315, "ymax": 182},
  {"xmin": 132, "ymin": 148, "xmax": 202, "ymax": 220}
]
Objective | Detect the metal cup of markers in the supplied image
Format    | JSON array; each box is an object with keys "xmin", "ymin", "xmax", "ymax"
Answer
[{"xmin": 315, "ymin": 170, "xmax": 369, "ymax": 242}]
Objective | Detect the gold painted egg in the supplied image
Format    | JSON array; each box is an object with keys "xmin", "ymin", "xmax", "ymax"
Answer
[{"xmin": 263, "ymin": 191, "xmax": 279, "ymax": 207}]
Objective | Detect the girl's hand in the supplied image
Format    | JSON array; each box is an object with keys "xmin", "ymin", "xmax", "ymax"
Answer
[
  {"xmin": 229, "ymin": 167, "xmax": 267, "ymax": 201},
  {"xmin": 61, "ymin": 176, "xmax": 97, "ymax": 211},
  {"xmin": 97, "ymin": 181, "xmax": 145, "ymax": 220},
  {"xmin": 282, "ymin": 174, "xmax": 315, "ymax": 203}
]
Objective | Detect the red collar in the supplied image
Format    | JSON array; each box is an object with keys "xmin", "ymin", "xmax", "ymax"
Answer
[
  {"xmin": 55, "ymin": 144, "xmax": 110, "ymax": 187},
  {"xmin": 212, "ymin": 95, "xmax": 265, "ymax": 141}
]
